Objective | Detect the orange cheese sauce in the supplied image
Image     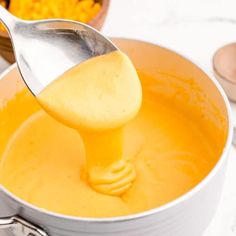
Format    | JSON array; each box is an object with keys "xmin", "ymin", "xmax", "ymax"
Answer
[
  {"xmin": 0, "ymin": 71, "xmax": 219, "ymax": 217},
  {"xmin": 37, "ymin": 51, "xmax": 142, "ymax": 196}
]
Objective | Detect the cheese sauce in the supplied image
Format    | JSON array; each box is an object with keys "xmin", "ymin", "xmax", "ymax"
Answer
[
  {"xmin": 0, "ymin": 73, "xmax": 218, "ymax": 217},
  {"xmin": 0, "ymin": 49, "xmax": 224, "ymax": 218}
]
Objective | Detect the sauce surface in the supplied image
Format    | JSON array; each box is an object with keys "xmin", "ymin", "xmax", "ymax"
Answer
[{"xmin": 0, "ymin": 73, "xmax": 218, "ymax": 217}]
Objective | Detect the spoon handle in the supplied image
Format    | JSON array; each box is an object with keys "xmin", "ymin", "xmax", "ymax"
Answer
[{"xmin": 0, "ymin": 5, "xmax": 16, "ymax": 32}]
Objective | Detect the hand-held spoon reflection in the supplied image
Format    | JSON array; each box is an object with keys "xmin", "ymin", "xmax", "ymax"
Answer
[{"xmin": 0, "ymin": 5, "xmax": 117, "ymax": 95}]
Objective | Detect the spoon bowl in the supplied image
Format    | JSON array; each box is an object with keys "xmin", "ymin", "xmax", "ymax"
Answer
[{"xmin": 0, "ymin": 6, "xmax": 117, "ymax": 95}]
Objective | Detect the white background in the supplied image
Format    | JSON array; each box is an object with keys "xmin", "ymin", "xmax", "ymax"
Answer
[{"xmin": 0, "ymin": 0, "xmax": 236, "ymax": 235}]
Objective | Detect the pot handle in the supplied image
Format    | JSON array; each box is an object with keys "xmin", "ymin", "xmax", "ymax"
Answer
[{"xmin": 0, "ymin": 215, "xmax": 48, "ymax": 236}]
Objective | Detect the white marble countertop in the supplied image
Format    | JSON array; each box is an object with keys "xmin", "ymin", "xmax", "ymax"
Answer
[{"xmin": 0, "ymin": 0, "xmax": 236, "ymax": 235}]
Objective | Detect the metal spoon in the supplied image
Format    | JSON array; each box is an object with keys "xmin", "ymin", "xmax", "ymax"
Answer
[{"xmin": 0, "ymin": 5, "xmax": 117, "ymax": 95}]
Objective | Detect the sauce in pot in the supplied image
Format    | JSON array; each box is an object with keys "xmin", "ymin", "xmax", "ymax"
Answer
[{"xmin": 0, "ymin": 50, "xmax": 224, "ymax": 217}]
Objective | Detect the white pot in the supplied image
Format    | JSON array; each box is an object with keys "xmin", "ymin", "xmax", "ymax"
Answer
[{"xmin": 0, "ymin": 39, "xmax": 234, "ymax": 236}]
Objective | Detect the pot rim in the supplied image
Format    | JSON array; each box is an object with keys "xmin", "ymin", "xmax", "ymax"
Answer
[{"xmin": 0, "ymin": 38, "xmax": 233, "ymax": 223}]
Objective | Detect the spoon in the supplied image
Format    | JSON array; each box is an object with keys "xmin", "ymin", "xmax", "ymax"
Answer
[{"xmin": 0, "ymin": 5, "xmax": 117, "ymax": 95}]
